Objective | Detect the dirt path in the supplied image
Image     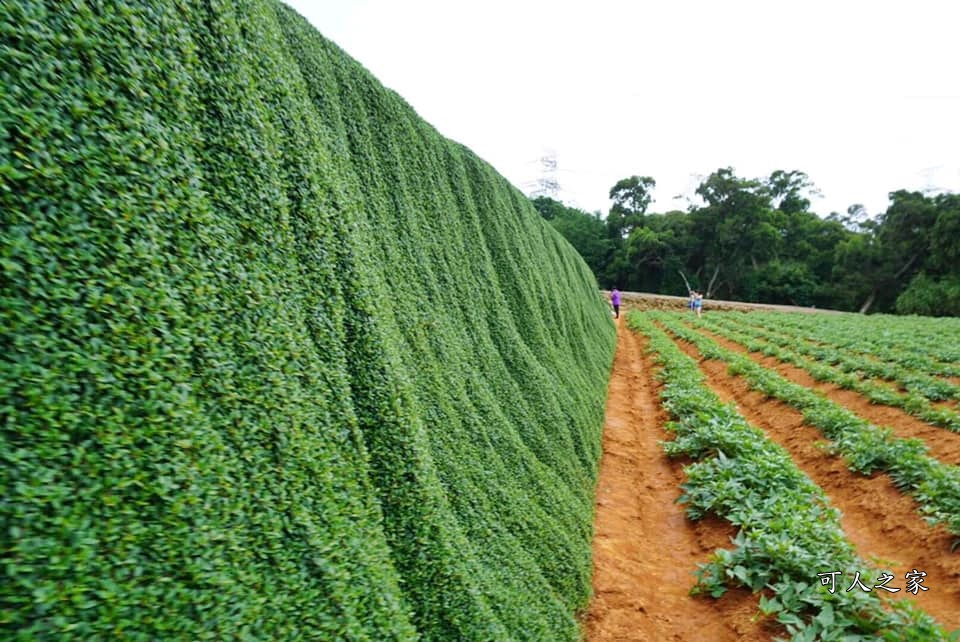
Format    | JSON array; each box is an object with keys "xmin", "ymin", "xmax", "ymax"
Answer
[
  {"xmin": 665, "ymin": 333, "xmax": 960, "ymax": 634},
  {"xmin": 693, "ymin": 326, "xmax": 960, "ymax": 466},
  {"xmin": 585, "ymin": 318, "xmax": 774, "ymax": 641},
  {"xmin": 608, "ymin": 290, "xmax": 842, "ymax": 315}
]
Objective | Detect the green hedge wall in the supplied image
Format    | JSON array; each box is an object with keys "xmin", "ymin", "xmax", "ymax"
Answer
[{"xmin": 0, "ymin": 1, "xmax": 615, "ymax": 640}]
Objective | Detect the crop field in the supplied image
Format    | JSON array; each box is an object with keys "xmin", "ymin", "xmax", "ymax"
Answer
[
  {"xmin": 587, "ymin": 309, "xmax": 960, "ymax": 641},
  {"xmin": 7, "ymin": 2, "xmax": 960, "ymax": 640}
]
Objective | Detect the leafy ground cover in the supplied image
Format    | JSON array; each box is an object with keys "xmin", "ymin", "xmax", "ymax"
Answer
[
  {"xmin": 0, "ymin": 2, "xmax": 614, "ymax": 639},
  {"xmin": 700, "ymin": 315, "xmax": 960, "ymax": 431},
  {"xmin": 653, "ymin": 313, "xmax": 960, "ymax": 539},
  {"xmin": 739, "ymin": 312, "xmax": 960, "ymax": 378},
  {"xmin": 709, "ymin": 314, "xmax": 960, "ymax": 408}
]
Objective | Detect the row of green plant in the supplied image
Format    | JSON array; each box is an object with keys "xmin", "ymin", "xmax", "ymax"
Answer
[
  {"xmin": 740, "ymin": 312, "xmax": 960, "ymax": 378},
  {"xmin": 654, "ymin": 313, "xmax": 960, "ymax": 539},
  {"xmin": 742, "ymin": 310, "xmax": 960, "ymax": 380},
  {"xmin": 0, "ymin": 1, "xmax": 614, "ymax": 639},
  {"xmin": 701, "ymin": 316, "xmax": 960, "ymax": 430},
  {"xmin": 714, "ymin": 313, "xmax": 960, "ymax": 404},
  {"xmin": 626, "ymin": 312, "xmax": 951, "ymax": 641}
]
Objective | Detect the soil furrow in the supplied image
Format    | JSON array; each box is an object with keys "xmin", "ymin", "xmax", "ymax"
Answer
[
  {"xmin": 585, "ymin": 318, "xmax": 773, "ymax": 641},
  {"xmin": 696, "ymin": 325, "xmax": 960, "ymax": 466},
  {"xmin": 666, "ymin": 333, "xmax": 960, "ymax": 633}
]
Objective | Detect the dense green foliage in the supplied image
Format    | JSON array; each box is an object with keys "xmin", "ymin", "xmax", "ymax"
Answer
[
  {"xmin": 716, "ymin": 312, "xmax": 960, "ymax": 402},
  {"xmin": 657, "ymin": 313, "xmax": 960, "ymax": 539},
  {"xmin": 536, "ymin": 171, "xmax": 960, "ymax": 315},
  {"xmin": 705, "ymin": 314, "xmax": 960, "ymax": 426},
  {"xmin": 0, "ymin": 2, "xmax": 615, "ymax": 639},
  {"xmin": 531, "ymin": 196, "xmax": 612, "ymax": 276},
  {"xmin": 896, "ymin": 274, "xmax": 960, "ymax": 317},
  {"xmin": 735, "ymin": 311, "xmax": 960, "ymax": 376},
  {"xmin": 626, "ymin": 312, "xmax": 949, "ymax": 641}
]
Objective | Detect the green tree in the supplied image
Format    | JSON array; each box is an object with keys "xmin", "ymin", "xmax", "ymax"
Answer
[
  {"xmin": 690, "ymin": 168, "xmax": 779, "ymax": 298},
  {"xmin": 927, "ymin": 193, "xmax": 960, "ymax": 275},
  {"xmin": 607, "ymin": 175, "xmax": 656, "ymax": 239},
  {"xmin": 894, "ymin": 193, "xmax": 960, "ymax": 316},
  {"xmin": 532, "ymin": 196, "xmax": 612, "ymax": 282},
  {"xmin": 778, "ymin": 210, "xmax": 852, "ymax": 308},
  {"xmin": 610, "ymin": 175, "xmax": 656, "ymax": 215},
  {"xmin": 594, "ymin": 166, "xmax": 957, "ymax": 315},
  {"xmin": 895, "ymin": 273, "xmax": 960, "ymax": 316},
  {"xmin": 765, "ymin": 169, "xmax": 819, "ymax": 214},
  {"xmin": 626, "ymin": 210, "xmax": 695, "ymax": 294},
  {"xmin": 848, "ymin": 190, "xmax": 937, "ymax": 313},
  {"xmin": 744, "ymin": 260, "xmax": 818, "ymax": 306}
]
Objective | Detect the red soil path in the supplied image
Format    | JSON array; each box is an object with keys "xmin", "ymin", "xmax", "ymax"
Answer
[{"xmin": 584, "ymin": 318, "xmax": 776, "ymax": 641}]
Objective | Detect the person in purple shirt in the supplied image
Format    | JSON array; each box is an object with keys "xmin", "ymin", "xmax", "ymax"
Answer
[{"xmin": 610, "ymin": 288, "xmax": 621, "ymax": 319}]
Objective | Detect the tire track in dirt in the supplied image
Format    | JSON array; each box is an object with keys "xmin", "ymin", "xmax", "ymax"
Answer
[
  {"xmin": 695, "ymin": 325, "xmax": 960, "ymax": 467},
  {"xmin": 585, "ymin": 318, "xmax": 776, "ymax": 641},
  {"xmin": 665, "ymin": 332, "xmax": 960, "ymax": 634}
]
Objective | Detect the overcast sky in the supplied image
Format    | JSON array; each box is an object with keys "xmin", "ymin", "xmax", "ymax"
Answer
[{"xmin": 283, "ymin": 0, "xmax": 959, "ymax": 218}]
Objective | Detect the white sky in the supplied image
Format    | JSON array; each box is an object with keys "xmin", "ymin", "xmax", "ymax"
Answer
[{"xmin": 283, "ymin": 0, "xmax": 960, "ymax": 218}]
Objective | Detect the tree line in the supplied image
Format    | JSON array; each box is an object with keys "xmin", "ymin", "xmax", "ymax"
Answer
[{"xmin": 533, "ymin": 168, "xmax": 960, "ymax": 315}]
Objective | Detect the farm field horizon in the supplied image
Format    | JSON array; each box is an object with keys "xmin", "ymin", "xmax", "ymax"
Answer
[
  {"xmin": 4, "ymin": 2, "xmax": 958, "ymax": 639},
  {"xmin": 586, "ymin": 305, "xmax": 960, "ymax": 640}
]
